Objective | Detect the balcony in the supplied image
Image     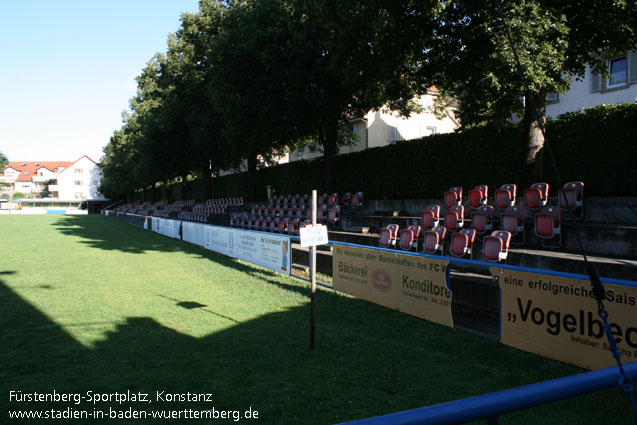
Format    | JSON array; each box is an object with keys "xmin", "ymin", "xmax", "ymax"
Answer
[{"xmin": 48, "ymin": 185, "xmax": 60, "ymax": 192}]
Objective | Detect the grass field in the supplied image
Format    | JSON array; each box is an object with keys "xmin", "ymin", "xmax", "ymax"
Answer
[{"xmin": 1, "ymin": 215, "xmax": 634, "ymax": 424}]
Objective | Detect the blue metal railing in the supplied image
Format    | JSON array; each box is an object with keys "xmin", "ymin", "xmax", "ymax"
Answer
[{"xmin": 336, "ymin": 362, "xmax": 637, "ymax": 425}]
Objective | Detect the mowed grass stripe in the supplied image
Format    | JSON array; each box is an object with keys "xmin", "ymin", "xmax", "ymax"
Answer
[{"xmin": 0, "ymin": 215, "xmax": 633, "ymax": 424}]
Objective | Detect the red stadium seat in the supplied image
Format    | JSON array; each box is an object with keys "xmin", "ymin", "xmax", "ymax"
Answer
[
  {"xmin": 444, "ymin": 205, "xmax": 465, "ymax": 232},
  {"xmin": 423, "ymin": 226, "xmax": 447, "ymax": 255},
  {"xmin": 421, "ymin": 205, "xmax": 441, "ymax": 230},
  {"xmin": 558, "ymin": 181, "xmax": 584, "ymax": 220},
  {"xmin": 534, "ymin": 206, "xmax": 562, "ymax": 248},
  {"xmin": 495, "ymin": 184, "xmax": 517, "ymax": 211},
  {"xmin": 501, "ymin": 206, "xmax": 526, "ymax": 245},
  {"xmin": 482, "ymin": 231, "xmax": 512, "ymax": 263},
  {"xmin": 471, "ymin": 205, "xmax": 495, "ymax": 238},
  {"xmin": 399, "ymin": 225, "xmax": 422, "ymax": 251},
  {"xmin": 451, "ymin": 228, "xmax": 477, "ymax": 258},
  {"xmin": 341, "ymin": 192, "xmax": 351, "ymax": 209},
  {"xmin": 327, "ymin": 193, "xmax": 339, "ymax": 208},
  {"xmin": 524, "ymin": 182, "xmax": 549, "ymax": 212},
  {"xmin": 351, "ymin": 191, "xmax": 364, "ymax": 212},
  {"xmin": 379, "ymin": 227, "xmax": 392, "ymax": 249},
  {"xmin": 317, "ymin": 205, "xmax": 328, "ymax": 223},
  {"xmin": 287, "ymin": 218, "xmax": 300, "ymax": 235},
  {"xmin": 468, "ymin": 185, "xmax": 488, "ymax": 209},
  {"xmin": 444, "ymin": 186, "xmax": 463, "ymax": 209},
  {"xmin": 328, "ymin": 205, "xmax": 342, "ymax": 227}
]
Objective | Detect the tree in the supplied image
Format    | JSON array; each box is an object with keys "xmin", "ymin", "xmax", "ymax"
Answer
[
  {"xmin": 420, "ymin": 0, "xmax": 637, "ymax": 185},
  {"xmin": 0, "ymin": 151, "xmax": 8, "ymax": 170},
  {"xmin": 212, "ymin": 0, "xmax": 439, "ymax": 194}
]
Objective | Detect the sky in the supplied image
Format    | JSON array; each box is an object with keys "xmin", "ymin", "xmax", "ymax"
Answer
[{"xmin": 0, "ymin": 0, "xmax": 201, "ymax": 163}]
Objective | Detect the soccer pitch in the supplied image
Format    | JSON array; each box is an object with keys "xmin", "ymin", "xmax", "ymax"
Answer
[{"xmin": 1, "ymin": 215, "xmax": 633, "ymax": 424}]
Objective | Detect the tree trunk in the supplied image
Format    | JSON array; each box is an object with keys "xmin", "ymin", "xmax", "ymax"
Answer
[
  {"xmin": 322, "ymin": 118, "xmax": 339, "ymax": 194},
  {"xmin": 202, "ymin": 159, "xmax": 213, "ymax": 200},
  {"xmin": 246, "ymin": 154, "xmax": 258, "ymax": 202},
  {"xmin": 182, "ymin": 176, "xmax": 188, "ymax": 201},
  {"xmin": 520, "ymin": 90, "xmax": 547, "ymax": 188}
]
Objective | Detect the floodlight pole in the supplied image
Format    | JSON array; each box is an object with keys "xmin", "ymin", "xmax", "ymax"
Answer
[{"xmin": 310, "ymin": 189, "xmax": 317, "ymax": 350}]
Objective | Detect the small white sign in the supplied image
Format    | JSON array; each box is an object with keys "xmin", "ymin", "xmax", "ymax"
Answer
[{"xmin": 299, "ymin": 225, "xmax": 329, "ymax": 247}]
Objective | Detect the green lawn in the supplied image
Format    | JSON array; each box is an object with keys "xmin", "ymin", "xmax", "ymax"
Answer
[{"xmin": 1, "ymin": 215, "xmax": 634, "ymax": 424}]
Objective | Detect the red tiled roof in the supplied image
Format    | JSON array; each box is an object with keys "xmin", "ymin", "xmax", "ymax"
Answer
[{"xmin": 2, "ymin": 161, "xmax": 74, "ymax": 182}]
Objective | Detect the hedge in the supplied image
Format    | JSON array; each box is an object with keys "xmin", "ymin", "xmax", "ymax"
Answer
[{"xmin": 142, "ymin": 102, "xmax": 636, "ymax": 202}]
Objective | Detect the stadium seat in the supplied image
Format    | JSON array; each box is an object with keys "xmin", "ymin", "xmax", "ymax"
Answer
[
  {"xmin": 444, "ymin": 186, "xmax": 463, "ymax": 209},
  {"xmin": 327, "ymin": 193, "xmax": 339, "ymax": 208},
  {"xmin": 450, "ymin": 228, "xmax": 477, "ymax": 258},
  {"xmin": 495, "ymin": 184, "xmax": 517, "ymax": 211},
  {"xmin": 341, "ymin": 192, "xmax": 351, "ymax": 209},
  {"xmin": 501, "ymin": 206, "xmax": 526, "ymax": 245},
  {"xmin": 471, "ymin": 205, "xmax": 495, "ymax": 238},
  {"xmin": 482, "ymin": 231, "xmax": 512, "ymax": 263},
  {"xmin": 379, "ymin": 227, "xmax": 393, "ymax": 249},
  {"xmin": 399, "ymin": 224, "xmax": 422, "ymax": 251},
  {"xmin": 287, "ymin": 218, "xmax": 300, "ymax": 235},
  {"xmin": 444, "ymin": 205, "xmax": 465, "ymax": 232},
  {"xmin": 468, "ymin": 185, "xmax": 488, "ymax": 209},
  {"xmin": 351, "ymin": 191, "xmax": 364, "ymax": 212},
  {"xmin": 423, "ymin": 226, "xmax": 447, "ymax": 255},
  {"xmin": 534, "ymin": 206, "xmax": 562, "ymax": 248},
  {"xmin": 328, "ymin": 205, "xmax": 342, "ymax": 227},
  {"xmin": 524, "ymin": 182, "xmax": 549, "ymax": 212},
  {"xmin": 378, "ymin": 224, "xmax": 400, "ymax": 249},
  {"xmin": 421, "ymin": 205, "xmax": 441, "ymax": 230},
  {"xmin": 558, "ymin": 181, "xmax": 584, "ymax": 220},
  {"xmin": 317, "ymin": 204, "xmax": 328, "ymax": 223},
  {"xmin": 277, "ymin": 219, "xmax": 288, "ymax": 234}
]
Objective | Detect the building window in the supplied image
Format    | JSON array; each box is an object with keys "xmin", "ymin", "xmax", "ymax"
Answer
[
  {"xmin": 74, "ymin": 168, "xmax": 83, "ymax": 173},
  {"xmin": 546, "ymin": 92, "xmax": 559, "ymax": 103},
  {"xmin": 607, "ymin": 56, "xmax": 627, "ymax": 88},
  {"xmin": 74, "ymin": 180, "xmax": 83, "ymax": 186},
  {"xmin": 388, "ymin": 125, "xmax": 403, "ymax": 142},
  {"xmin": 74, "ymin": 192, "xmax": 83, "ymax": 199}
]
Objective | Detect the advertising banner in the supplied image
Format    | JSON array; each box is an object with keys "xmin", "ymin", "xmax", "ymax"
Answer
[
  {"xmin": 151, "ymin": 217, "xmax": 181, "ymax": 239},
  {"xmin": 333, "ymin": 245, "xmax": 453, "ymax": 327},
  {"xmin": 201, "ymin": 226, "xmax": 291, "ymax": 276},
  {"xmin": 492, "ymin": 267, "xmax": 637, "ymax": 369},
  {"xmin": 182, "ymin": 221, "xmax": 205, "ymax": 248}
]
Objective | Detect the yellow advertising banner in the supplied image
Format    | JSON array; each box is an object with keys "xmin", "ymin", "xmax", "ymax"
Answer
[
  {"xmin": 492, "ymin": 267, "xmax": 637, "ymax": 370},
  {"xmin": 333, "ymin": 245, "xmax": 453, "ymax": 327}
]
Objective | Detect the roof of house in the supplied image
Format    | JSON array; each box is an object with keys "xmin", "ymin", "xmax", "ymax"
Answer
[{"xmin": 1, "ymin": 156, "xmax": 98, "ymax": 183}]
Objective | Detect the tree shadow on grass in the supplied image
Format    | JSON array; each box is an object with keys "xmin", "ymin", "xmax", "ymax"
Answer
[
  {"xmin": 53, "ymin": 215, "xmax": 185, "ymax": 255},
  {"xmin": 2, "ymin": 274, "xmax": 630, "ymax": 425}
]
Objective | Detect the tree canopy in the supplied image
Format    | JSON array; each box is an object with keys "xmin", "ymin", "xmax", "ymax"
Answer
[
  {"xmin": 0, "ymin": 151, "xmax": 8, "ymax": 170},
  {"xmin": 420, "ymin": 0, "xmax": 637, "ymax": 184},
  {"xmin": 100, "ymin": 0, "xmax": 637, "ymax": 199}
]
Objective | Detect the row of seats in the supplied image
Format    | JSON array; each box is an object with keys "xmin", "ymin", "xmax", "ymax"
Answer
[
  {"xmin": 379, "ymin": 223, "xmax": 513, "ymax": 263},
  {"xmin": 269, "ymin": 191, "xmax": 364, "ymax": 213},
  {"xmin": 230, "ymin": 216, "xmax": 312, "ymax": 235},
  {"xmin": 444, "ymin": 181, "xmax": 584, "ymax": 219}
]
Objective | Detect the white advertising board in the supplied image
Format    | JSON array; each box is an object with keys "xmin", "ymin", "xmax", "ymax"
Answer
[
  {"xmin": 202, "ymin": 225, "xmax": 291, "ymax": 275},
  {"xmin": 182, "ymin": 221, "xmax": 206, "ymax": 247},
  {"xmin": 151, "ymin": 217, "xmax": 181, "ymax": 239}
]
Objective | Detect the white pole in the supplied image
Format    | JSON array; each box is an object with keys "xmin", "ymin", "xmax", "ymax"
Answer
[{"xmin": 310, "ymin": 189, "xmax": 317, "ymax": 350}]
